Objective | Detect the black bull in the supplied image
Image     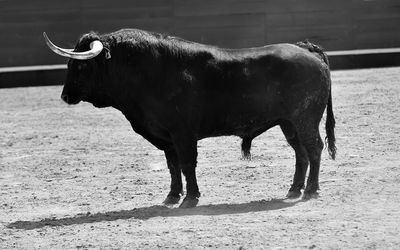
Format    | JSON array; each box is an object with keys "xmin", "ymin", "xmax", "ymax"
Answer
[{"xmin": 45, "ymin": 29, "xmax": 336, "ymax": 208}]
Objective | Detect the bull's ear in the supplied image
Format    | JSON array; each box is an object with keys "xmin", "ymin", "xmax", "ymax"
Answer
[{"xmin": 104, "ymin": 47, "xmax": 111, "ymax": 59}]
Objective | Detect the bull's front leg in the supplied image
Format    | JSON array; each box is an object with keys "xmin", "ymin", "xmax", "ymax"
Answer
[
  {"xmin": 171, "ymin": 132, "xmax": 200, "ymax": 208},
  {"xmin": 180, "ymin": 162, "xmax": 200, "ymax": 208},
  {"xmin": 163, "ymin": 149, "xmax": 183, "ymax": 205}
]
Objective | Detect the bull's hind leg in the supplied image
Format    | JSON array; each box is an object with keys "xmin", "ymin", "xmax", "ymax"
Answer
[
  {"xmin": 280, "ymin": 121, "xmax": 309, "ymax": 198},
  {"xmin": 163, "ymin": 149, "xmax": 183, "ymax": 205},
  {"xmin": 296, "ymin": 125, "xmax": 324, "ymax": 200}
]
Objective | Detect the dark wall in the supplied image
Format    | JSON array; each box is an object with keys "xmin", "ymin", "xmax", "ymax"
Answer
[{"xmin": 1, "ymin": 0, "xmax": 400, "ymax": 67}]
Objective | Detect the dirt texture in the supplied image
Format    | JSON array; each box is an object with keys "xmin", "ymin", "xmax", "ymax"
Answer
[{"xmin": 1, "ymin": 67, "xmax": 400, "ymax": 249}]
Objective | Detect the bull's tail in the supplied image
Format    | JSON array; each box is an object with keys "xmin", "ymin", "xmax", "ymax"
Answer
[
  {"xmin": 325, "ymin": 81, "xmax": 336, "ymax": 160},
  {"xmin": 296, "ymin": 40, "xmax": 336, "ymax": 159},
  {"xmin": 241, "ymin": 137, "xmax": 252, "ymax": 160},
  {"xmin": 295, "ymin": 40, "xmax": 330, "ymax": 66}
]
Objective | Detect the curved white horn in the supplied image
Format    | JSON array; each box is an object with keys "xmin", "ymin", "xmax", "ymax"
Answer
[{"xmin": 43, "ymin": 32, "xmax": 103, "ymax": 60}]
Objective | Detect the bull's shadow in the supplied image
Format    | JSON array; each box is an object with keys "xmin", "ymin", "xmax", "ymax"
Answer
[{"xmin": 7, "ymin": 198, "xmax": 301, "ymax": 230}]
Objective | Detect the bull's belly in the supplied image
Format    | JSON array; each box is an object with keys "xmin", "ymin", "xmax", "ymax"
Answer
[{"xmin": 197, "ymin": 112, "xmax": 282, "ymax": 139}]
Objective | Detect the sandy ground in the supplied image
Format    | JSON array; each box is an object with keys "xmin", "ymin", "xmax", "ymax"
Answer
[{"xmin": 0, "ymin": 67, "xmax": 399, "ymax": 249}]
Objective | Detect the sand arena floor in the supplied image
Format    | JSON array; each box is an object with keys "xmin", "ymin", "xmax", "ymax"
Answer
[{"xmin": 1, "ymin": 67, "xmax": 399, "ymax": 249}]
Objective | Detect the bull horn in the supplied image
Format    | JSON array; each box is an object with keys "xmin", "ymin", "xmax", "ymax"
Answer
[{"xmin": 43, "ymin": 32, "xmax": 103, "ymax": 60}]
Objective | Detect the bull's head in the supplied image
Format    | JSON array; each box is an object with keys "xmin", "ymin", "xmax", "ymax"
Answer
[{"xmin": 43, "ymin": 32, "xmax": 112, "ymax": 108}]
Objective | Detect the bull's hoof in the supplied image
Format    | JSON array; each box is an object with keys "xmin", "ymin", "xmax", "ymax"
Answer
[
  {"xmin": 302, "ymin": 191, "xmax": 319, "ymax": 200},
  {"xmin": 286, "ymin": 190, "xmax": 302, "ymax": 199},
  {"xmin": 302, "ymin": 183, "xmax": 319, "ymax": 200},
  {"xmin": 163, "ymin": 195, "xmax": 180, "ymax": 205},
  {"xmin": 241, "ymin": 153, "xmax": 251, "ymax": 161},
  {"xmin": 179, "ymin": 196, "xmax": 199, "ymax": 208}
]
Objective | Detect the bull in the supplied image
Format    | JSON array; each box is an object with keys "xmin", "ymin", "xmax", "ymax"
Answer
[{"xmin": 44, "ymin": 29, "xmax": 336, "ymax": 208}]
